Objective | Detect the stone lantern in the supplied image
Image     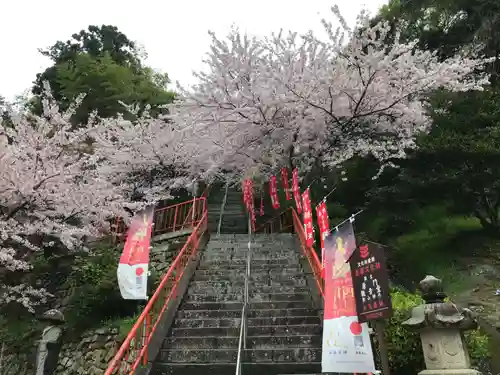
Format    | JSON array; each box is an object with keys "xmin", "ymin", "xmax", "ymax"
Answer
[
  {"xmin": 35, "ymin": 309, "xmax": 65, "ymax": 375},
  {"xmin": 402, "ymin": 275, "xmax": 481, "ymax": 375}
]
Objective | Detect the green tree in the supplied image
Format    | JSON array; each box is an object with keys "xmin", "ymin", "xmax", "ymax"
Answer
[
  {"xmin": 31, "ymin": 25, "xmax": 174, "ymax": 124},
  {"xmin": 370, "ymin": 0, "xmax": 500, "ymax": 234},
  {"xmin": 54, "ymin": 53, "xmax": 174, "ymax": 122}
]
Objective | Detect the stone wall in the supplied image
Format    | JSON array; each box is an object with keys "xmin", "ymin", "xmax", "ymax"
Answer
[{"xmin": 57, "ymin": 327, "xmax": 120, "ymax": 375}]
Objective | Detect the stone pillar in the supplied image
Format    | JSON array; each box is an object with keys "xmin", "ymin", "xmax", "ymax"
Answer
[
  {"xmin": 35, "ymin": 309, "xmax": 65, "ymax": 375},
  {"xmin": 402, "ymin": 275, "xmax": 481, "ymax": 375}
]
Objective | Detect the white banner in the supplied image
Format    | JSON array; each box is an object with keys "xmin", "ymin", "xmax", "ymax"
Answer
[
  {"xmin": 321, "ymin": 226, "xmax": 376, "ymax": 373},
  {"xmin": 117, "ymin": 263, "xmax": 149, "ymax": 300},
  {"xmin": 322, "ymin": 316, "xmax": 375, "ymax": 373}
]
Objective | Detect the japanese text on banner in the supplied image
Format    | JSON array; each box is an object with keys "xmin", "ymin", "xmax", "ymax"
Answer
[
  {"xmin": 301, "ymin": 188, "xmax": 314, "ymax": 248},
  {"xmin": 281, "ymin": 167, "xmax": 291, "ymax": 200},
  {"xmin": 315, "ymin": 201, "xmax": 330, "ymax": 268},
  {"xmin": 269, "ymin": 175, "xmax": 280, "ymax": 209},
  {"xmin": 292, "ymin": 168, "xmax": 302, "ymax": 214}
]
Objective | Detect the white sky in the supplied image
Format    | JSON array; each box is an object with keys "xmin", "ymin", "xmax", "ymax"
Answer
[{"xmin": 0, "ymin": 0, "xmax": 388, "ymax": 101}]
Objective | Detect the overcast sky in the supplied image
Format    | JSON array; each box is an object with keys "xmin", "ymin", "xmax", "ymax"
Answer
[{"xmin": 1, "ymin": 0, "xmax": 388, "ymax": 101}]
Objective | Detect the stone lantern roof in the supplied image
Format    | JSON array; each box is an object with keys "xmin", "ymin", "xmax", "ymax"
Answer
[{"xmin": 402, "ymin": 275, "xmax": 478, "ymax": 330}]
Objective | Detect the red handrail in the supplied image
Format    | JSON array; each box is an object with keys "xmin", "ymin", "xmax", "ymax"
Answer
[
  {"xmin": 256, "ymin": 206, "xmax": 323, "ymax": 295},
  {"xmin": 180, "ymin": 185, "xmax": 210, "ymax": 229},
  {"xmin": 290, "ymin": 207, "xmax": 324, "ymax": 296},
  {"xmin": 112, "ymin": 197, "xmax": 206, "ymax": 243},
  {"xmin": 104, "ymin": 210, "xmax": 208, "ymax": 375}
]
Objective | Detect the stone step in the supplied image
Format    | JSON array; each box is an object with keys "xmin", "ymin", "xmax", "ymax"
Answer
[
  {"xmin": 171, "ymin": 324, "xmax": 322, "ymax": 337},
  {"xmin": 151, "ymin": 362, "xmax": 321, "ymax": 375},
  {"xmin": 185, "ymin": 293, "xmax": 311, "ymax": 303},
  {"xmin": 188, "ymin": 284, "xmax": 310, "ymax": 295},
  {"xmin": 177, "ymin": 308, "xmax": 318, "ymax": 319},
  {"xmin": 163, "ymin": 334, "xmax": 322, "ymax": 350},
  {"xmin": 192, "ymin": 273, "xmax": 309, "ymax": 282},
  {"xmin": 188, "ymin": 278, "xmax": 308, "ymax": 287},
  {"xmin": 179, "ymin": 301, "xmax": 243, "ymax": 311},
  {"xmin": 193, "ymin": 268, "xmax": 303, "ymax": 277},
  {"xmin": 179, "ymin": 301, "xmax": 315, "ymax": 311},
  {"xmin": 197, "ymin": 263, "xmax": 302, "ymax": 271},
  {"xmin": 173, "ymin": 316, "xmax": 320, "ymax": 329},
  {"xmin": 200, "ymin": 257, "xmax": 299, "ymax": 265},
  {"xmin": 158, "ymin": 347, "xmax": 322, "ymax": 363}
]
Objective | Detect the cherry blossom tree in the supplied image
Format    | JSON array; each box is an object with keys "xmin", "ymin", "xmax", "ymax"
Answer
[
  {"xmin": 0, "ymin": 94, "xmax": 136, "ymax": 310},
  {"xmin": 169, "ymin": 6, "xmax": 490, "ymax": 179},
  {"xmin": 89, "ymin": 105, "xmax": 195, "ymax": 202}
]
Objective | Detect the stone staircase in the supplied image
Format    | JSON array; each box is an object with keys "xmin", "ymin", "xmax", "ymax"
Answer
[
  {"xmin": 151, "ymin": 233, "xmax": 323, "ymax": 375},
  {"xmin": 207, "ymin": 185, "xmax": 248, "ymax": 234}
]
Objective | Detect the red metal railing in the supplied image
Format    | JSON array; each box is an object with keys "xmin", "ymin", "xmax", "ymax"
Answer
[
  {"xmin": 290, "ymin": 207, "xmax": 324, "ymax": 296},
  {"xmin": 112, "ymin": 197, "xmax": 206, "ymax": 243},
  {"xmin": 104, "ymin": 210, "xmax": 208, "ymax": 375}
]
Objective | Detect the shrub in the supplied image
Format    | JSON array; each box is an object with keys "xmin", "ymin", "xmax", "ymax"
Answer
[{"xmin": 62, "ymin": 244, "xmax": 160, "ymax": 334}]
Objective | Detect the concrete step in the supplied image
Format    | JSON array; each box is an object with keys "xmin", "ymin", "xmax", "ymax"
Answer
[
  {"xmin": 202, "ymin": 254, "xmax": 299, "ymax": 262},
  {"xmin": 192, "ymin": 272, "xmax": 309, "ymax": 282},
  {"xmin": 184, "ymin": 292, "xmax": 311, "ymax": 303},
  {"xmin": 163, "ymin": 334, "xmax": 322, "ymax": 350},
  {"xmin": 188, "ymin": 283, "xmax": 310, "ymax": 294},
  {"xmin": 200, "ymin": 257, "xmax": 299, "ymax": 265},
  {"xmin": 173, "ymin": 316, "xmax": 320, "ymax": 329},
  {"xmin": 158, "ymin": 347, "xmax": 321, "ymax": 363},
  {"xmin": 171, "ymin": 324, "xmax": 322, "ymax": 337},
  {"xmin": 197, "ymin": 263, "xmax": 302, "ymax": 271},
  {"xmin": 193, "ymin": 268, "xmax": 303, "ymax": 277},
  {"xmin": 151, "ymin": 362, "xmax": 321, "ymax": 375},
  {"xmin": 188, "ymin": 278, "xmax": 308, "ymax": 288},
  {"xmin": 177, "ymin": 308, "xmax": 318, "ymax": 319},
  {"xmin": 185, "ymin": 294, "xmax": 244, "ymax": 303},
  {"xmin": 179, "ymin": 300, "xmax": 315, "ymax": 311},
  {"xmin": 179, "ymin": 301, "xmax": 243, "ymax": 311}
]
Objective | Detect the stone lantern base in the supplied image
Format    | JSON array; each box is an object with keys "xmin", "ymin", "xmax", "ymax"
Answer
[{"xmin": 419, "ymin": 369, "xmax": 482, "ymax": 375}]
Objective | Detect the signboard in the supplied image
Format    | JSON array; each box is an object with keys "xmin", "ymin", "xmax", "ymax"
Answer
[
  {"xmin": 349, "ymin": 242, "xmax": 393, "ymax": 322},
  {"xmin": 321, "ymin": 223, "xmax": 376, "ymax": 374}
]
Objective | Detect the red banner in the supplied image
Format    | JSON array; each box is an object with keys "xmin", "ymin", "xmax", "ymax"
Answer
[
  {"xmin": 292, "ymin": 168, "xmax": 302, "ymax": 214},
  {"xmin": 301, "ymin": 188, "xmax": 314, "ymax": 247},
  {"xmin": 260, "ymin": 191, "xmax": 264, "ymax": 216},
  {"xmin": 315, "ymin": 201, "xmax": 330, "ymax": 268},
  {"xmin": 117, "ymin": 205, "xmax": 155, "ymax": 300},
  {"xmin": 281, "ymin": 167, "xmax": 291, "ymax": 200},
  {"xmin": 269, "ymin": 175, "xmax": 280, "ymax": 209},
  {"xmin": 243, "ymin": 179, "xmax": 253, "ymax": 212},
  {"xmin": 321, "ymin": 222, "xmax": 375, "ymax": 373},
  {"xmin": 243, "ymin": 179, "xmax": 256, "ymax": 231}
]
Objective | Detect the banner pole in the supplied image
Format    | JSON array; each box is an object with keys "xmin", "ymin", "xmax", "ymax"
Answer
[{"xmin": 374, "ymin": 320, "xmax": 391, "ymax": 375}]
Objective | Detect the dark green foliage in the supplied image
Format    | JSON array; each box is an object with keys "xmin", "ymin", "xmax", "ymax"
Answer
[{"xmin": 30, "ymin": 25, "xmax": 175, "ymax": 124}]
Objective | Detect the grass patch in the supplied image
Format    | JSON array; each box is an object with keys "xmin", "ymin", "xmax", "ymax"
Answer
[
  {"xmin": 103, "ymin": 314, "xmax": 141, "ymax": 341},
  {"xmin": 384, "ymin": 205, "xmax": 484, "ymax": 289}
]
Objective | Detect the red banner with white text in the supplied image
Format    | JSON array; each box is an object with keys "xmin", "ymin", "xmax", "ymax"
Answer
[
  {"xmin": 117, "ymin": 205, "xmax": 155, "ymax": 300},
  {"xmin": 292, "ymin": 168, "xmax": 302, "ymax": 214},
  {"xmin": 260, "ymin": 191, "xmax": 264, "ymax": 216},
  {"xmin": 269, "ymin": 175, "xmax": 280, "ymax": 209},
  {"xmin": 316, "ymin": 201, "xmax": 330, "ymax": 269},
  {"xmin": 301, "ymin": 188, "xmax": 314, "ymax": 248},
  {"xmin": 281, "ymin": 167, "xmax": 291, "ymax": 200}
]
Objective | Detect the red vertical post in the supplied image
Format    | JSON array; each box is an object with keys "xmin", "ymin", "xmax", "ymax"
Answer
[{"xmin": 172, "ymin": 206, "xmax": 178, "ymax": 231}]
